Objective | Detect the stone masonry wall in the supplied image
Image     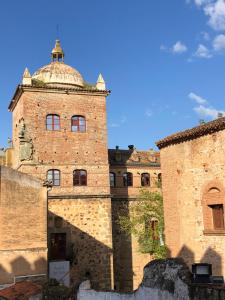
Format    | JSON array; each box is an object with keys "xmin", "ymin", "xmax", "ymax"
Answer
[
  {"xmin": 160, "ymin": 130, "xmax": 225, "ymax": 277},
  {"xmin": 48, "ymin": 198, "xmax": 113, "ymax": 290},
  {"xmin": 10, "ymin": 88, "xmax": 112, "ymax": 289},
  {"xmin": 0, "ymin": 166, "xmax": 47, "ymax": 284},
  {"xmin": 110, "ymin": 164, "xmax": 161, "ymax": 291}
]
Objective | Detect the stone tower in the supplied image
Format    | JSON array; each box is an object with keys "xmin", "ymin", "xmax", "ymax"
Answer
[{"xmin": 8, "ymin": 40, "xmax": 113, "ymax": 290}]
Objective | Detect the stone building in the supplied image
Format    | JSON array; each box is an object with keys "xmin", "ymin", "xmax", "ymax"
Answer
[
  {"xmin": 109, "ymin": 146, "xmax": 161, "ymax": 290},
  {"xmin": 0, "ymin": 166, "xmax": 47, "ymax": 285},
  {"xmin": 156, "ymin": 117, "xmax": 225, "ymax": 278},
  {"xmin": 0, "ymin": 40, "xmax": 161, "ymax": 290}
]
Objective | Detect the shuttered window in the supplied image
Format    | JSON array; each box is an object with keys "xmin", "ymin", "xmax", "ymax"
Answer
[{"xmin": 211, "ymin": 205, "xmax": 224, "ymax": 229}]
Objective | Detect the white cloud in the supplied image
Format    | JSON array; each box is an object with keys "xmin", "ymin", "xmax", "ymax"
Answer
[
  {"xmin": 109, "ymin": 123, "xmax": 119, "ymax": 128},
  {"xmin": 194, "ymin": 105, "xmax": 225, "ymax": 118},
  {"xmin": 204, "ymin": 0, "xmax": 225, "ymax": 31},
  {"xmin": 188, "ymin": 92, "xmax": 225, "ymax": 119},
  {"xmin": 213, "ymin": 33, "xmax": 225, "ymax": 50},
  {"xmin": 172, "ymin": 41, "xmax": 188, "ymax": 54},
  {"xmin": 201, "ymin": 31, "xmax": 210, "ymax": 40},
  {"xmin": 195, "ymin": 0, "xmax": 209, "ymax": 6},
  {"xmin": 145, "ymin": 109, "xmax": 153, "ymax": 117},
  {"xmin": 194, "ymin": 44, "xmax": 212, "ymax": 58},
  {"xmin": 188, "ymin": 0, "xmax": 225, "ymax": 31},
  {"xmin": 109, "ymin": 116, "xmax": 127, "ymax": 128},
  {"xmin": 189, "ymin": 92, "xmax": 208, "ymax": 104}
]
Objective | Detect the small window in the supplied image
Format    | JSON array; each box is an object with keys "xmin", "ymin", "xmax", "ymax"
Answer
[
  {"xmin": 158, "ymin": 173, "xmax": 162, "ymax": 187},
  {"xmin": 73, "ymin": 169, "xmax": 87, "ymax": 186},
  {"xmin": 145, "ymin": 219, "xmax": 159, "ymax": 240},
  {"xmin": 50, "ymin": 233, "xmax": 66, "ymax": 260},
  {"xmin": 47, "ymin": 169, "xmax": 60, "ymax": 186},
  {"xmin": 110, "ymin": 172, "xmax": 116, "ymax": 187},
  {"xmin": 123, "ymin": 172, "xmax": 133, "ymax": 187},
  {"xmin": 211, "ymin": 205, "xmax": 224, "ymax": 229},
  {"xmin": 71, "ymin": 116, "xmax": 86, "ymax": 132},
  {"xmin": 46, "ymin": 114, "xmax": 60, "ymax": 131},
  {"xmin": 141, "ymin": 173, "xmax": 150, "ymax": 186}
]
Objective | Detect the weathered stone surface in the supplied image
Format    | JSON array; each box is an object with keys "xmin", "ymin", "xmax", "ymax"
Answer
[
  {"xmin": 77, "ymin": 259, "xmax": 191, "ymax": 300},
  {"xmin": 159, "ymin": 128, "xmax": 225, "ymax": 278},
  {"xmin": 0, "ymin": 166, "xmax": 47, "ymax": 284}
]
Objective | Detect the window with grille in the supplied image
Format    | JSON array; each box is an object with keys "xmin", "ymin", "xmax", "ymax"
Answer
[
  {"xmin": 73, "ymin": 169, "xmax": 87, "ymax": 186},
  {"xmin": 141, "ymin": 173, "xmax": 150, "ymax": 186},
  {"xmin": 47, "ymin": 169, "xmax": 60, "ymax": 186},
  {"xmin": 71, "ymin": 116, "xmax": 86, "ymax": 132},
  {"xmin": 123, "ymin": 172, "xmax": 133, "ymax": 187},
  {"xmin": 110, "ymin": 172, "xmax": 116, "ymax": 187},
  {"xmin": 46, "ymin": 114, "xmax": 60, "ymax": 131}
]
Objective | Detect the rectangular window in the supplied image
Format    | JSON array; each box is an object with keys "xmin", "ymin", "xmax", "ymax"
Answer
[
  {"xmin": 211, "ymin": 205, "xmax": 224, "ymax": 229},
  {"xmin": 50, "ymin": 233, "xmax": 67, "ymax": 260}
]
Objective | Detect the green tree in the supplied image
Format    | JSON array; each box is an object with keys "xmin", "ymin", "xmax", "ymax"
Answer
[{"xmin": 119, "ymin": 189, "xmax": 166, "ymax": 259}]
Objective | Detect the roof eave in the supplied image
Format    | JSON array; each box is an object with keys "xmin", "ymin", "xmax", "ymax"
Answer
[{"xmin": 156, "ymin": 117, "xmax": 225, "ymax": 149}]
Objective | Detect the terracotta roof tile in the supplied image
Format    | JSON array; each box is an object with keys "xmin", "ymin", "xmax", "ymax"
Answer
[
  {"xmin": 0, "ymin": 281, "xmax": 42, "ymax": 300},
  {"xmin": 156, "ymin": 117, "xmax": 225, "ymax": 149}
]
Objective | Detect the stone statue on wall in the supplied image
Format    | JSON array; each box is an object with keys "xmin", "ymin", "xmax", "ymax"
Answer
[{"xmin": 18, "ymin": 120, "xmax": 34, "ymax": 161}]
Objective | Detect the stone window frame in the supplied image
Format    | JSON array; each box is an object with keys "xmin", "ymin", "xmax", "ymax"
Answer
[
  {"xmin": 46, "ymin": 114, "xmax": 60, "ymax": 131},
  {"xmin": 47, "ymin": 169, "xmax": 60, "ymax": 186},
  {"xmin": 73, "ymin": 169, "xmax": 87, "ymax": 186},
  {"xmin": 202, "ymin": 181, "xmax": 225, "ymax": 235},
  {"xmin": 71, "ymin": 115, "xmax": 86, "ymax": 132}
]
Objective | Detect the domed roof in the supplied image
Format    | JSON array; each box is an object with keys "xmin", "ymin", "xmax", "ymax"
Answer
[
  {"xmin": 32, "ymin": 61, "xmax": 84, "ymax": 88},
  {"xmin": 31, "ymin": 40, "xmax": 84, "ymax": 88}
]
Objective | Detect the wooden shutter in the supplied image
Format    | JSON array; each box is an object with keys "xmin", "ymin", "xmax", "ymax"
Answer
[{"xmin": 212, "ymin": 205, "xmax": 224, "ymax": 229}]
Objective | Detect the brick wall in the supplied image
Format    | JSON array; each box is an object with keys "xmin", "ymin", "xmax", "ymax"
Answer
[
  {"xmin": 160, "ymin": 130, "xmax": 225, "ymax": 277},
  {"xmin": 0, "ymin": 166, "xmax": 47, "ymax": 284}
]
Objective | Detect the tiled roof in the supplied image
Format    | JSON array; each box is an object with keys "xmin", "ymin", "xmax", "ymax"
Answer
[
  {"xmin": 156, "ymin": 117, "xmax": 225, "ymax": 149},
  {"xmin": 0, "ymin": 281, "xmax": 42, "ymax": 300},
  {"xmin": 108, "ymin": 149, "xmax": 160, "ymax": 166}
]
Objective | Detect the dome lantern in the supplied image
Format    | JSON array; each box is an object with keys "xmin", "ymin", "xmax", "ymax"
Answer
[{"xmin": 51, "ymin": 40, "xmax": 64, "ymax": 62}]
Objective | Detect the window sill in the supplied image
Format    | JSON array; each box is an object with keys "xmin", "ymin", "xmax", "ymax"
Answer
[{"xmin": 204, "ymin": 229, "xmax": 225, "ymax": 236}]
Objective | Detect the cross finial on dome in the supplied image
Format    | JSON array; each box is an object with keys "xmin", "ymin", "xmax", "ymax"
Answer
[{"xmin": 51, "ymin": 40, "xmax": 64, "ymax": 62}]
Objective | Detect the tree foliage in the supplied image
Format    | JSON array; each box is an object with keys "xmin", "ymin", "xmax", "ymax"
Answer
[{"xmin": 119, "ymin": 189, "xmax": 166, "ymax": 259}]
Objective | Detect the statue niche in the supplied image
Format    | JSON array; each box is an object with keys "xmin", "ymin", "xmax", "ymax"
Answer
[{"xmin": 18, "ymin": 120, "xmax": 33, "ymax": 161}]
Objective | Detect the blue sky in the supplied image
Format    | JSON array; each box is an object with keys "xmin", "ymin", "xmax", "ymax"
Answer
[{"xmin": 1, "ymin": 0, "xmax": 225, "ymax": 150}]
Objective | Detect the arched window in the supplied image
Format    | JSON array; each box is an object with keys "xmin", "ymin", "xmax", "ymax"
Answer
[
  {"xmin": 71, "ymin": 115, "xmax": 86, "ymax": 132},
  {"xmin": 141, "ymin": 173, "xmax": 150, "ymax": 186},
  {"xmin": 110, "ymin": 172, "xmax": 116, "ymax": 187},
  {"xmin": 47, "ymin": 169, "xmax": 60, "ymax": 186},
  {"xmin": 123, "ymin": 172, "xmax": 133, "ymax": 187},
  {"xmin": 202, "ymin": 182, "xmax": 225, "ymax": 232},
  {"xmin": 73, "ymin": 169, "xmax": 87, "ymax": 186},
  {"xmin": 46, "ymin": 114, "xmax": 60, "ymax": 131}
]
